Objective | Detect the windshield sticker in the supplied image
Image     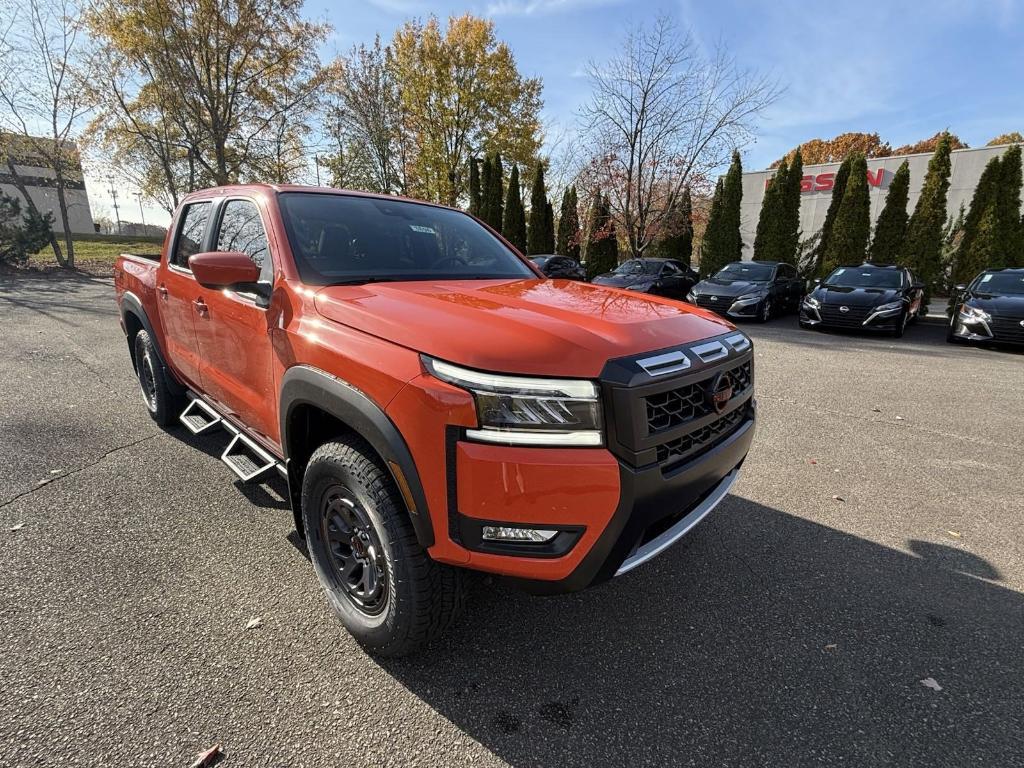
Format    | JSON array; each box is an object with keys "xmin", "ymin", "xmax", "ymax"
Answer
[
  {"xmin": 834, "ymin": 269, "xmax": 845, "ymax": 276},
  {"xmin": 980, "ymin": 274, "xmax": 992, "ymax": 282},
  {"xmin": 409, "ymin": 225, "xmax": 436, "ymax": 234}
]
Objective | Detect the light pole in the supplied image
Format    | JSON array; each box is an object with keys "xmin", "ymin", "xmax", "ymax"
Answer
[
  {"xmin": 134, "ymin": 191, "xmax": 146, "ymax": 230},
  {"xmin": 106, "ymin": 176, "xmax": 122, "ymax": 235}
]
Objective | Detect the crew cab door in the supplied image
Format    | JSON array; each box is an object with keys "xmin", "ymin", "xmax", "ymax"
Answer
[
  {"xmin": 157, "ymin": 201, "xmax": 211, "ymax": 388},
  {"xmin": 192, "ymin": 198, "xmax": 280, "ymax": 446}
]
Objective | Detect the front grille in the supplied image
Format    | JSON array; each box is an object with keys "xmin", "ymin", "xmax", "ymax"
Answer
[
  {"xmin": 991, "ymin": 316, "xmax": 1024, "ymax": 343},
  {"xmin": 645, "ymin": 360, "xmax": 753, "ymax": 433},
  {"xmin": 655, "ymin": 407, "xmax": 747, "ymax": 467},
  {"xmin": 695, "ymin": 295, "xmax": 732, "ymax": 313},
  {"xmin": 819, "ymin": 303, "xmax": 871, "ymax": 327}
]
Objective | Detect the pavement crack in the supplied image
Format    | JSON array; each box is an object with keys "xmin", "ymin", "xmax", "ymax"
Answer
[{"xmin": 0, "ymin": 433, "xmax": 161, "ymax": 510}]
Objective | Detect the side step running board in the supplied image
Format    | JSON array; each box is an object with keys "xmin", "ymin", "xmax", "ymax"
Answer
[
  {"xmin": 180, "ymin": 397, "xmax": 222, "ymax": 434},
  {"xmin": 221, "ymin": 428, "xmax": 278, "ymax": 483}
]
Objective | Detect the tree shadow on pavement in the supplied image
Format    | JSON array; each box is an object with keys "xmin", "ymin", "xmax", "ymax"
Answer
[{"xmin": 380, "ymin": 496, "xmax": 1024, "ymax": 766}]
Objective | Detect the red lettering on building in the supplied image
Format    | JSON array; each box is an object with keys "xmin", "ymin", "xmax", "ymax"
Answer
[{"xmin": 786, "ymin": 169, "xmax": 885, "ymax": 194}]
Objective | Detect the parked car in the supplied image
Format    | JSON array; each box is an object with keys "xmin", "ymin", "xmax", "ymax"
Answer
[
  {"xmin": 113, "ymin": 185, "xmax": 756, "ymax": 656},
  {"xmin": 799, "ymin": 263, "xmax": 924, "ymax": 337},
  {"xmin": 591, "ymin": 258, "xmax": 699, "ymax": 299},
  {"xmin": 947, "ymin": 267, "xmax": 1024, "ymax": 346},
  {"xmin": 529, "ymin": 254, "xmax": 586, "ymax": 280},
  {"xmin": 687, "ymin": 260, "xmax": 803, "ymax": 322}
]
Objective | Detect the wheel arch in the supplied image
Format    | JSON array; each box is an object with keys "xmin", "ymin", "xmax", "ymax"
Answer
[
  {"xmin": 120, "ymin": 291, "xmax": 185, "ymax": 395},
  {"xmin": 280, "ymin": 365, "xmax": 434, "ymax": 548}
]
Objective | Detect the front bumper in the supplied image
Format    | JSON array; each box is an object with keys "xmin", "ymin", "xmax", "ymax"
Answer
[
  {"xmin": 800, "ymin": 303, "xmax": 901, "ymax": 331},
  {"xmin": 950, "ymin": 311, "xmax": 1024, "ymax": 344}
]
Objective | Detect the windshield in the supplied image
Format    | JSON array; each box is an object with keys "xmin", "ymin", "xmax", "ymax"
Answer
[
  {"xmin": 277, "ymin": 193, "xmax": 535, "ymax": 285},
  {"xmin": 824, "ymin": 267, "xmax": 902, "ymax": 290},
  {"xmin": 973, "ymin": 271, "xmax": 1024, "ymax": 295},
  {"xmin": 714, "ymin": 262, "xmax": 774, "ymax": 281},
  {"xmin": 614, "ymin": 259, "xmax": 658, "ymax": 275}
]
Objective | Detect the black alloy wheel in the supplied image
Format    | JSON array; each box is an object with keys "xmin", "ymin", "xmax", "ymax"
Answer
[
  {"xmin": 319, "ymin": 485, "xmax": 388, "ymax": 615},
  {"xmin": 758, "ymin": 298, "xmax": 772, "ymax": 322}
]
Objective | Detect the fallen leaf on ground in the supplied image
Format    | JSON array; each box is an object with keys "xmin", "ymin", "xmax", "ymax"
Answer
[
  {"xmin": 49, "ymin": 469, "xmax": 62, "ymax": 475},
  {"xmin": 190, "ymin": 744, "xmax": 222, "ymax": 768},
  {"xmin": 946, "ymin": 530, "xmax": 961, "ymax": 538},
  {"xmin": 832, "ymin": 495, "xmax": 845, "ymax": 503},
  {"xmin": 895, "ymin": 415, "xmax": 905, "ymax": 421},
  {"xmin": 10, "ymin": 523, "xmax": 25, "ymax": 532},
  {"xmin": 808, "ymin": 459, "xmax": 818, "ymax": 465},
  {"xmin": 871, "ymin": 407, "xmax": 881, "ymax": 413},
  {"xmin": 920, "ymin": 677, "xmax": 942, "ymax": 692},
  {"xmin": 824, "ymin": 644, "xmax": 837, "ymax": 651},
  {"xmin": 245, "ymin": 617, "xmax": 262, "ymax": 630}
]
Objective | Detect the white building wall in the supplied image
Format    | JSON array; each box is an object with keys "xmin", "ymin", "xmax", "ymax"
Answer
[
  {"xmin": 739, "ymin": 144, "xmax": 1019, "ymax": 259},
  {"xmin": 0, "ymin": 159, "xmax": 95, "ymax": 235}
]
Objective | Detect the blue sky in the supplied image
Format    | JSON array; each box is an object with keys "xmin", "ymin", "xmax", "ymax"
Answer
[{"xmin": 90, "ymin": 0, "xmax": 1024, "ymax": 226}]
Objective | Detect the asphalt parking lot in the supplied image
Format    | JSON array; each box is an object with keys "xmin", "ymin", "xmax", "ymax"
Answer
[{"xmin": 2, "ymin": 273, "xmax": 1023, "ymax": 767}]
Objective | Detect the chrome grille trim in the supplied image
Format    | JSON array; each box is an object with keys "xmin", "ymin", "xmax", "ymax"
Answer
[{"xmin": 636, "ymin": 350, "xmax": 691, "ymax": 377}]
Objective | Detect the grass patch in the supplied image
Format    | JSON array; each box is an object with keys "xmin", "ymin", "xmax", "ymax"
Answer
[{"xmin": 29, "ymin": 235, "xmax": 164, "ymax": 272}]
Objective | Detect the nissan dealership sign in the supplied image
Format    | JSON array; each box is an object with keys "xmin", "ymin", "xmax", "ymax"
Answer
[{"xmin": 739, "ymin": 144, "xmax": 1018, "ymax": 257}]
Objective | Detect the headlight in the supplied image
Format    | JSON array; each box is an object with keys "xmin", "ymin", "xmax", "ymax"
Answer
[
  {"xmin": 802, "ymin": 295, "xmax": 820, "ymax": 309},
  {"xmin": 875, "ymin": 300, "xmax": 903, "ymax": 312},
  {"xmin": 686, "ymin": 290, "xmax": 696, "ymax": 302},
  {"xmin": 958, "ymin": 303, "xmax": 991, "ymax": 322},
  {"xmin": 735, "ymin": 291, "xmax": 767, "ymax": 303},
  {"xmin": 422, "ymin": 357, "xmax": 603, "ymax": 446}
]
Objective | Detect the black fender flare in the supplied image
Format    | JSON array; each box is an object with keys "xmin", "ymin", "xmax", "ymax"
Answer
[
  {"xmin": 119, "ymin": 291, "xmax": 185, "ymax": 396},
  {"xmin": 279, "ymin": 365, "xmax": 434, "ymax": 548}
]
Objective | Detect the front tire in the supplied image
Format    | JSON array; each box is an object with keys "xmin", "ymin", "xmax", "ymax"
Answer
[
  {"xmin": 891, "ymin": 310, "xmax": 908, "ymax": 338},
  {"xmin": 758, "ymin": 298, "xmax": 772, "ymax": 323},
  {"xmin": 302, "ymin": 436, "xmax": 465, "ymax": 657},
  {"xmin": 133, "ymin": 330, "xmax": 182, "ymax": 426}
]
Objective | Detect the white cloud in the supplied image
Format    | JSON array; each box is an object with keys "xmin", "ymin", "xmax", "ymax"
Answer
[{"xmin": 485, "ymin": 0, "xmax": 623, "ymax": 18}]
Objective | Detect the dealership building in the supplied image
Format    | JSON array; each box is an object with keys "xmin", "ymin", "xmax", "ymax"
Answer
[
  {"xmin": 0, "ymin": 134, "xmax": 95, "ymax": 234},
  {"xmin": 739, "ymin": 144, "xmax": 1018, "ymax": 258}
]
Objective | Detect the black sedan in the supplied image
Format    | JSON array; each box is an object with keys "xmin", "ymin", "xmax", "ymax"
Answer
[
  {"xmin": 800, "ymin": 263, "xmax": 924, "ymax": 337},
  {"xmin": 947, "ymin": 268, "xmax": 1024, "ymax": 346},
  {"xmin": 529, "ymin": 254, "xmax": 586, "ymax": 280},
  {"xmin": 687, "ymin": 260, "xmax": 803, "ymax": 322},
  {"xmin": 591, "ymin": 258, "xmax": 698, "ymax": 299}
]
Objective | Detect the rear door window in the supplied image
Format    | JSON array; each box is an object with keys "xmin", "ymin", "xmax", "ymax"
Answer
[
  {"xmin": 216, "ymin": 200, "xmax": 272, "ymax": 282},
  {"xmin": 172, "ymin": 202, "xmax": 211, "ymax": 269}
]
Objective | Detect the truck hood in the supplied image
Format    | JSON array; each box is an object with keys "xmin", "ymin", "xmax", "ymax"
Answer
[{"xmin": 313, "ymin": 278, "xmax": 732, "ymax": 377}]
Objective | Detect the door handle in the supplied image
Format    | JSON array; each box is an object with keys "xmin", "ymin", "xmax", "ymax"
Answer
[
  {"xmin": 193, "ymin": 297, "xmax": 208, "ymax": 315},
  {"xmin": 157, "ymin": 284, "xmax": 168, "ymax": 300}
]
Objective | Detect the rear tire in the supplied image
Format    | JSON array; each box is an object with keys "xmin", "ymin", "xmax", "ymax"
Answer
[
  {"xmin": 133, "ymin": 330, "xmax": 182, "ymax": 426},
  {"xmin": 302, "ymin": 436, "xmax": 465, "ymax": 657}
]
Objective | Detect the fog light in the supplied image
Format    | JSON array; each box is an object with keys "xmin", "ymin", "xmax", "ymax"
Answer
[{"xmin": 481, "ymin": 526, "xmax": 558, "ymax": 543}]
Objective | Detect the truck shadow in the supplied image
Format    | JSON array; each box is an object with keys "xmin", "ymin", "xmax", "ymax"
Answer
[{"xmin": 379, "ymin": 496, "xmax": 1024, "ymax": 766}]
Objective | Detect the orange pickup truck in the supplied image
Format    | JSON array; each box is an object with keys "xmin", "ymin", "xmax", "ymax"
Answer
[{"xmin": 114, "ymin": 185, "xmax": 756, "ymax": 655}]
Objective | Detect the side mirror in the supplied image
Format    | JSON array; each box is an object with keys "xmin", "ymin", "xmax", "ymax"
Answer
[
  {"xmin": 812, "ymin": 278, "xmax": 821, "ymax": 286},
  {"xmin": 912, "ymin": 282, "xmax": 925, "ymax": 291},
  {"xmin": 189, "ymin": 251, "xmax": 260, "ymax": 289},
  {"xmin": 954, "ymin": 283, "xmax": 966, "ymax": 293}
]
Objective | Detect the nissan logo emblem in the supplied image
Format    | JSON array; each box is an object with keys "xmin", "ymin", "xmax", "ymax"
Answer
[
  {"xmin": 706, "ymin": 372, "xmax": 734, "ymax": 414},
  {"xmin": 839, "ymin": 305, "xmax": 850, "ymax": 313},
  {"xmin": 1020, "ymin": 320, "xmax": 1024, "ymax": 328},
  {"xmin": 710, "ymin": 296, "xmax": 717, "ymax": 301}
]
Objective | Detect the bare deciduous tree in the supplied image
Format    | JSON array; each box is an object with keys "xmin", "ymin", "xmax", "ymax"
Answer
[
  {"xmin": 0, "ymin": 0, "xmax": 94, "ymax": 267},
  {"xmin": 325, "ymin": 36, "xmax": 409, "ymax": 195},
  {"xmin": 577, "ymin": 15, "xmax": 780, "ymax": 258}
]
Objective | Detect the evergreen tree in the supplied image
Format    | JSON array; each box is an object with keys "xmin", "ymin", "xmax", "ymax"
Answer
[
  {"xmin": 479, "ymin": 155, "xmax": 493, "ymax": 225},
  {"xmin": 0, "ymin": 194, "xmax": 53, "ymax": 266},
  {"xmin": 700, "ymin": 178, "xmax": 725, "ymax": 276},
  {"xmin": 556, "ymin": 186, "xmax": 581, "ymax": 259},
  {"xmin": 753, "ymin": 158, "xmax": 785, "ymax": 261},
  {"xmin": 779, "ymin": 148, "xmax": 803, "ymax": 264},
  {"xmin": 700, "ymin": 150, "xmax": 743, "ymax": 276},
  {"xmin": 468, "ymin": 157, "xmax": 482, "ymax": 217},
  {"xmin": 653, "ymin": 187, "xmax": 694, "ymax": 262},
  {"xmin": 502, "ymin": 164, "xmax": 527, "ymax": 251},
  {"xmin": 544, "ymin": 201, "xmax": 555, "ymax": 252},
  {"xmin": 527, "ymin": 163, "xmax": 549, "ymax": 254},
  {"xmin": 994, "ymin": 144, "xmax": 1023, "ymax": 267},
  {"xmin": 952, "ymin": 156, "xmax": 1001, "ymax": 286},
  {"xmin": 813, "ymin": 154, "xmax": 853, "ymax": 274},
  {"xmin": 869, "ymin": 160, "xmax": 910, "ymax": 264},
  {"xmin": 904, "ymin": 133, "xmax": 953, "ymax": 301},
  {"xmin": 585, "ymin": 193, "xmax": 619, "ymax": 279},
  {"xmin": 821, "ymin": 153, "xmax": 870, "ymax": 275},
  {"xmin": 487, "ymin": 153, "xmax": 505, "ymax": 232}
]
